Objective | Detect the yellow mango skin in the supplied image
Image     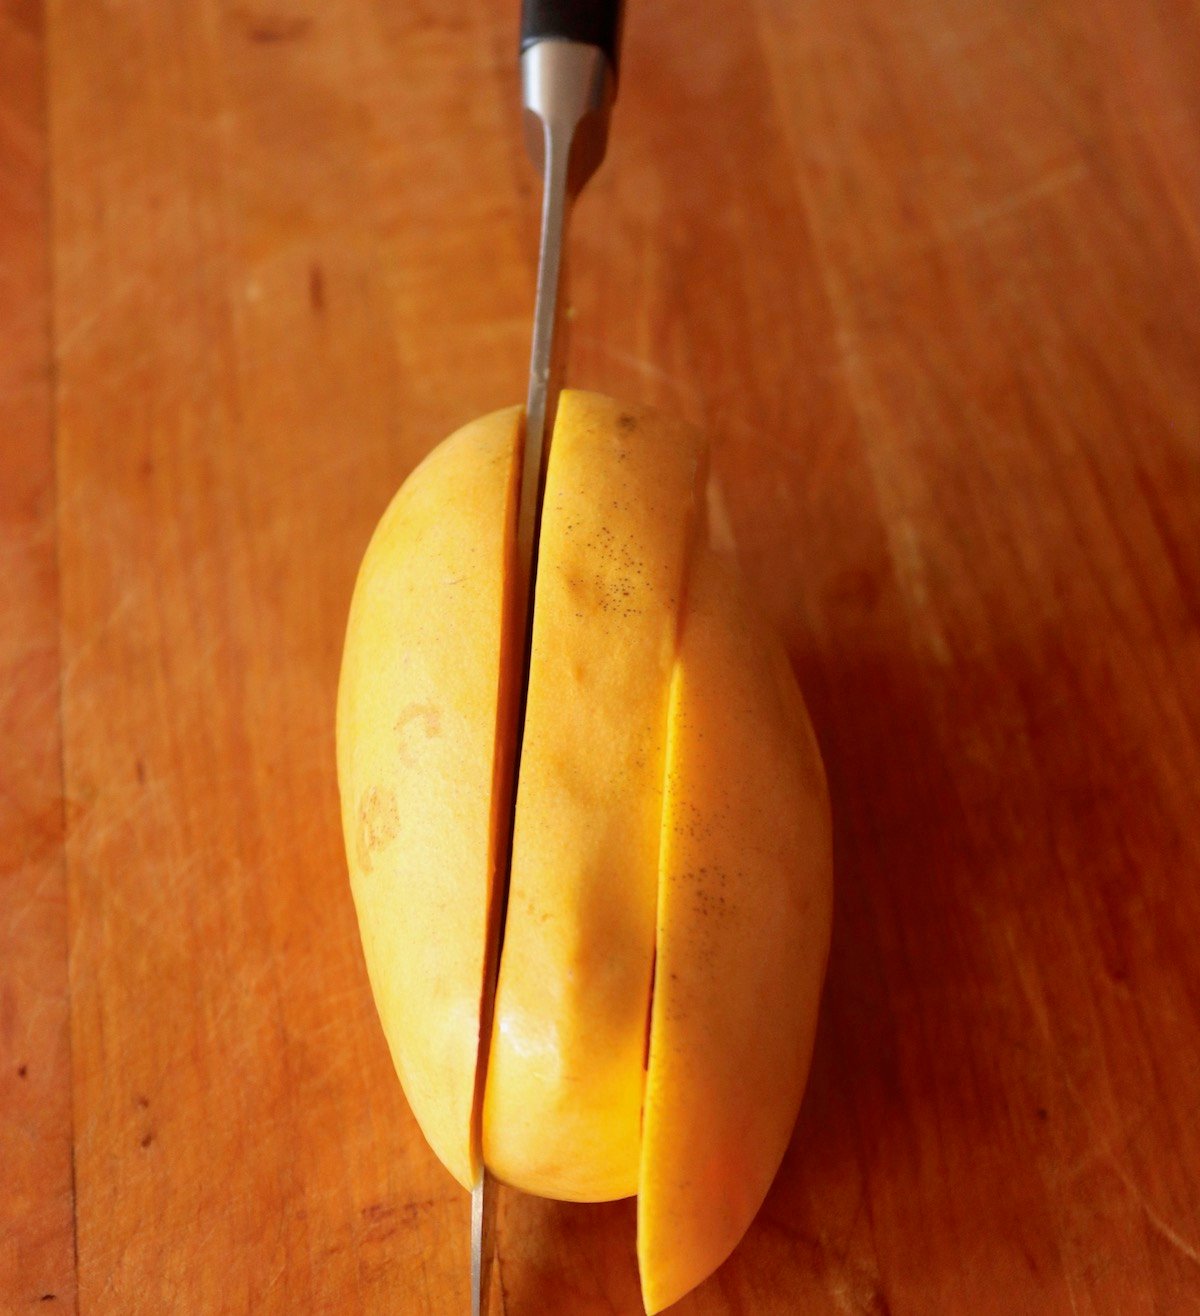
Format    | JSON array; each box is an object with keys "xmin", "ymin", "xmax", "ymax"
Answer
[
  {"xmin": 336, "ymin": 407, "xmax": 521, "ymax": 1191},
  {"xmin": 483, "ymin": 390, "xmax": 706, "ymax": 1202},
  {"xmin": 638, "ymin": 545, "xmax": 833, "ymax": 1314}
]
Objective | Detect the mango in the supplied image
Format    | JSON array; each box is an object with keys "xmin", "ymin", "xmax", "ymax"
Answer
[
  {"xmin": 336, "ymin": 391, "xmax": 832, "ymax": 1311},
  {"xmin": 638, "ymin": 542, "xmax": 832, "ymax": 1311},
  {"xmin": 336, "ymin": 406, "xmax": 521, "ymax": 1190},
  {"xmin": 484, "ymin": 391, "xmax": 706, "ymax": 1202}
]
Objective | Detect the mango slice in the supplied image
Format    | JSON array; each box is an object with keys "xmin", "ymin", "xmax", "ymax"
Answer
[
  {"xmin": 335, "ymin": 407, "xmax": 521, "ymax": 1190},
  {"xmin": 482, "ymin": 391, "xmax": 706, "ymax": 1202},
  {"xmin": 637, "ymin": 545, "xmax": 833, "ymax": 1312}
]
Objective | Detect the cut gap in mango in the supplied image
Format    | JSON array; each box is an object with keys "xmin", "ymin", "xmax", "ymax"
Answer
[
  {"xmin": 640, "ymin": 458, "xmax": 710, "ymax": 1086},
  {"xmin": 467, "ymin": 406, "xmax": 527, "ymax": 1183}
]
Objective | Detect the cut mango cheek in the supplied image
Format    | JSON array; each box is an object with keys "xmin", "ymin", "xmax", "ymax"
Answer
[
  {"xmin": 336, "ymin": 407, "xmax": 523, "ymax": 1191},
  {"xmin": 637, "ymin": 545, "xmax": 833, "ymax": 1314},
  {"xmin": 482, "ymin": 390, "xmax": 706, "ymax": 1203}
]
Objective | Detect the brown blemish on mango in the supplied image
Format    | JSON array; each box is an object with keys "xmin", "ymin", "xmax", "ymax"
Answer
[
  {"xmin": 357, "ymin": 785, "xmax": 400, "ymax": 873},
  {"xmin": 394, "ymin": 702, "xmax": 443, "ymax": 762}
]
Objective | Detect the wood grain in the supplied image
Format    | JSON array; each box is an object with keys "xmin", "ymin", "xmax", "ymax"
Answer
[
  {"xmin": 0, "ymin": 0, "xmax": 74, "ymax": 1308},
  {"xmin": 2, "ymin": 0, "xmax": 1197, "ymax": 1309}
]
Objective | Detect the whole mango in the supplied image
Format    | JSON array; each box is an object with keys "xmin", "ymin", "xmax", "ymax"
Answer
[{"xmin": 336, "ymin": 391, "xmax": 832, "ymax": 1312}]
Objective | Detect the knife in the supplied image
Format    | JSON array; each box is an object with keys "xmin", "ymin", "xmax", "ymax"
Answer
[{"xmin": 472, "ymin": 3, "xmax": 624, "ymax": 1312}]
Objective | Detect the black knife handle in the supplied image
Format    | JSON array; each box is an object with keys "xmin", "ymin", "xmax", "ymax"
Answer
[{"xmin": 520, "ymin": 0, "xmax": 625, "ymax": 80}]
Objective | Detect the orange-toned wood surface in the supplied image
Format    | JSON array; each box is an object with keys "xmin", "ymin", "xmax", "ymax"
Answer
[
  {"xmin": 1, "ymin": 0, "xmax": 74, "ymax": 1307},
  {"xmin": 3, "ymin": 0, "xmax": 1199, "ymax": 1309}
]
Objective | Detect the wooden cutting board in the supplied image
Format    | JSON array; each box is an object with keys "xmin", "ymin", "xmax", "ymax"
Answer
[{"xmin": 4, "ymin": 0, "xmax": 1200, "ymax": 1310}]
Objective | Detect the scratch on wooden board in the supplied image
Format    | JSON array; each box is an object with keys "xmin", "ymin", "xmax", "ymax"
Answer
[
  {"xmin": 571, "ymin": 333, "xmax": 695, "ymax": 404},
  {"xmin": 1111, "ymin": 1160, "xmax": 1200, "ymax": 1268},
  {"xmin": 736, "ymin": 170, "xmax": 954, "ymax": 672},
  {"xmin": 1, "ymin": 975, "xmax": 67, "ymax": 1072},
  {"xmin": 1000, "ymin": 922, "xmax": 1104, "ymax": 1315},
  {"xmin": 72, "ymin": 796, "xmax": 172, "ymax": 873},
  {"xmin": 818, "ymin": 1181, "xmax": 868, "ymax": 1272},
  {"xmin": 754, "ymin": 10, "xmax": 1056, "ymax": 677},
  {"xmin": 1060, "ymin": 1105, "xmax": 1152, "ymax": 1183},
  {"xmin": 1, "ymin": 864, "xmax": 65, "ymax": 941},
  {"xmin": 54, "ymin": 274, "xmax": 149, "ymax": 362},
  {"xmin": 919, "ymin": 162, "xmax": 1090, "ymax": 254},
  {"xmin": 705, "ymin": 476, "xmax": 738, "ymax": 559},
  {"xmin": 1002, "ymin": 920, "xmax": 1200, "ymax": 1272},
  {"xmin": 495, "ymin": 1249, "xmax": 509, "ymax": 1314},
  {"xmin": 58, "ymin": 586, "xmax": 140, "ymax": 692},
  {"xmin": 301, "ymin": 986, "xmax": 373, "ymax": 1041},
  {"xmin": 201, "ymin": 954, "xmax": 275, "ymax": 1039},
  {"xmin": 120, "ymin": 956, "xmax": 281, "ymax": 1117},
  {"xmin": 0, "ymin": 509, "xmax": 57, "ymax": 569},
  {"xmin": 892, "ymin": 518, "xmax": 952, "ymax": 665},
  {"xmin": 16, "ymin": 627, "xmax": 137, "ymax": 745},
  {"xmin": 258, "ymin": 1255, "xmax": 288, "ymax": 1302},
  {"xmin": 1066, "ymin": 1112, "xmax": 1200, "ymax": 1266},
  {"xmin": 1065, "ymin": 1274, "xmax": 1081, "ymax": 1316},
  {"xmin": 826, "ymin": 1255, "xmax": 891, "ymax": 1316}
]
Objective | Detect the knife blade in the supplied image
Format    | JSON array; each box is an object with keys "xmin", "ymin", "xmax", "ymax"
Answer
[{"xmin": 472, "ymin": 4, "xmax": 624, "ymax": 1312}]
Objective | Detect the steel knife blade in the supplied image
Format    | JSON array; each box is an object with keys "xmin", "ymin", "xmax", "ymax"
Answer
[{"xmin": 471, "ymin": 4, "xmax": 624, "ymax": 1312}]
